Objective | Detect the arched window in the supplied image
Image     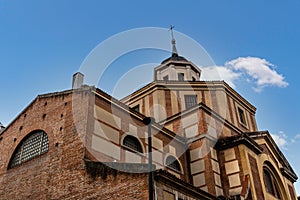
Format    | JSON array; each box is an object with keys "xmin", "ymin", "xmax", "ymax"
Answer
[
  {"xmin": 263, "ymin": 167, "xmax": 281, "ymax": 199},
  {"xmin": 8, "ymin": 130, "xmax": 49, "ymax": 169},
  {"xmin": 166, "ymin": 155, "xmax": 181, "ymax": 172},
  {"xmin": 123, "ymin": 135, "xmax": 143, "ymax": 153}
]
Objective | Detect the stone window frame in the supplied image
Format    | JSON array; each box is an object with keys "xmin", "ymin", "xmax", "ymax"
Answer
[
  {"xmin": 236, "ymin": 104, "xmax": 248, "ymax": 128},
  {"xmin": 184, "ymin": 95, "xmax": 197, "ymax": 109},
  {"xmin": 121, "ymin": 134, "xmax": 144, "ymax": 155},
  {"xmin": 263, "ymin": 165, "xmax": 282, "ymax": 199},
  {"xmin": 177, "ymin": 73, "xmax": 185, "ymax": 81},
  {"xmin": 8, "ymin": 130, "xmax": 49, "ymax": 169},
  {"xmin": 165, "ymin": 154, "xmax": 182, "ymax": 174}
]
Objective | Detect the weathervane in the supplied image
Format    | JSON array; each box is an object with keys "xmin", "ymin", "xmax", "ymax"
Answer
[{"xmin": 169, "ymin": 25, "xmax": 178, "ymax": 56}]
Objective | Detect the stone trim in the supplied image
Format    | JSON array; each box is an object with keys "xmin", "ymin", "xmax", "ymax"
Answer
[{"xmin": 215, "ymin": 133, "xmax": 262, "ymax": 155}]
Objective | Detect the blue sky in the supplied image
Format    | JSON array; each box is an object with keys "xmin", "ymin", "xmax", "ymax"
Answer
[{"xmin": 1, "ymin": 0, "xmax": 300, "ymax": 194}]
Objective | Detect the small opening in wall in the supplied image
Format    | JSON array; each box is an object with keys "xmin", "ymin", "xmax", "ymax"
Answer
[
  {"xmin": 55, "ymin": 142, "xmax": 59, "ymax": 147},
  {"xmin": 13, "ymin": 138, "xmax": 17, "ymax": 142},
  {"xmin": 60, "ymin": 127, "xmax": 63, "ymax": 131},
  {"xmin": 19, "ymin": 126, "xmax": 23, "ymax": 131},
  {"xmin": 61, "ymin": 114, "xmax": 64, "ymax": 118},
  {"xmin": 42, "ymin": 114, "xmax": 47, "ymax": 120},
  {"xmin": 178, "ymin": 73, "xmax": 184, "ymax": 81},
  {"xmin": 132, "ymin": 105, "xmax": 140, "ymax": 112},
  {"xmin": 24, "ymin": 114, "xmax": 27, "ymax": 118},
  {"xmin": 238, "ymin": 107, "xmax": 246, "ymax": 125},
  {"xmin": 64, "ymin": 102, "xmax": 68, "ymax": 106},
  {"xmin": 44, "ymin": 102, "xmax": 47, "ymax": 106}
]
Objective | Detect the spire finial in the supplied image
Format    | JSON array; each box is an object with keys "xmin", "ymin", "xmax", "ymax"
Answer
[{"xmin": 169, "ymin": 25, "xmax": 178, "ymax": 57}]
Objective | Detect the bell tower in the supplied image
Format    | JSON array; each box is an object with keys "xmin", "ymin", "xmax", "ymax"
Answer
[{"xmin": 154, "ymin": 26, "xmax": 201, "ymax": 81}]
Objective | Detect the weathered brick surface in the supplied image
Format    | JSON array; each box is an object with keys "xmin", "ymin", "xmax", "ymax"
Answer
[
  {"xmin": 0, "ymin": 89, "xmax": 150, "ymax": 199},
  {"xmin": 0, "ymin": 83, "xmax": 297, "ymax": 200}
]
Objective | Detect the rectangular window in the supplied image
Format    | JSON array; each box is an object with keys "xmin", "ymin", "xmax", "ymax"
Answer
[
  {"xmin": 178, "ymin": 73, "xmax": 184, "ymax": 81},
  {"xmin": 238, "ymin": 107, "xmax": 246, "ymax": 125},
  {"xmin": 163, "ymin": 75, "xmax": 169, "ymax": 81},
  {"xmin": 184, "ymin": 95, "xmax": 197, "ymax": 109}
]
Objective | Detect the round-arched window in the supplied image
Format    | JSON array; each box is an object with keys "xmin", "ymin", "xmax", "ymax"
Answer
[
  {"xmin": 123, "ymin": 135, "xmax": 143, "ymax": 153},
  {"xmin": 8, "ymin": 130, "xmax": 49, "ymax": 169},
  {"xmin": 166, "ymin": 155, "xmax": 181, "ymax": 172},
  {"xmin": 263, "ymin": 167, "xmax": 281, "ymax": 199}
]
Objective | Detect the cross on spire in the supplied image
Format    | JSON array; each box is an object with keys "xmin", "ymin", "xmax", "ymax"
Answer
[{"xmin": 169, "ymin": 25, "xmax": 178, "ymax": 57}]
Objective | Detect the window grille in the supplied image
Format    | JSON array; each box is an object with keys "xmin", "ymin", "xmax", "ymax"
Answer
[
  {"xmin": 166, "ymin": 155, "xmax": 181, "ymax": 172},
  {"xmin": 123, "ymin": 135, "xmax": 143, "ymax": 153},
  {"xmin": 9, "ymin": 130, "xmax": 49, "ymax": 169},
  {"xmin": 184, "ymin": 95, "xmax": 197, "ymax": 109}
]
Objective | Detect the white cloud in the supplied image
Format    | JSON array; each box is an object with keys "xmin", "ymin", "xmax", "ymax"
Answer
[
  {"xmin": 291, "ymin": 134, "xmax": 300, "ymax": 143},
  {"xmin": 271, "ymin": 132, "xmax": 288, "ymax": 150},
  {"xmin": 201, "ymin": 57, "xmax": 288, "ymax": 92},
  {"xmin": 225, "ymin": 57, "xmax": 288, "ymax": 92},
  {"xmin": 201, "ymin": 66, "xmax": 240, "ymax": 88}
]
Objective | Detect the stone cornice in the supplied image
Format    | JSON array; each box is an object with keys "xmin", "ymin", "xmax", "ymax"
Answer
[
  {"xmin": 247, "ymin": 131, "xmax": 298, "ymax": 182},
  {"xmin": 215, "ymin": 133, "xmax": 263, "ymax": 155},
  {"xmin": 120, "ymin": 81, "xmax": 256, "ymax": 114}
]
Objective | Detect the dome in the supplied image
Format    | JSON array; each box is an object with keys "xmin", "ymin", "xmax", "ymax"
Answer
[{"xmin": 161, "ymin": 53, "xmax": 188, "ymax": 64}]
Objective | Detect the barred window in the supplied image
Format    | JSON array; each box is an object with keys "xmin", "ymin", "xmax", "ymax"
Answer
[
  {"xmin": 166, "ymin": 155, "xmax": 181, "ymax": 172},
  {"xmin": 184, "ymin": 95, "xmax": 197, "ymax": 109},
  {"xmin": 123, "ymin": 135, "xmax": 143, "ymax": 153},
  {"xmin": 9, "ymin": 130, "xmax": 49, "ymax": 169}
]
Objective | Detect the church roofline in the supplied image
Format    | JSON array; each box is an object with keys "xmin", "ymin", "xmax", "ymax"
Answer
[
  {"xmin": 155, "ymin": 57, "xmax": 202, "ymax": 75},
  {"xmin": 247, "ymin": 131, "xmax": 298, "ymax": 182},
  {"xmin": 1, "ymin": 85, "xmax": 186, "ymax": 144},
  {"xmin": 120, "ymin": 80, "xmax": 256, "ymax": 114}
]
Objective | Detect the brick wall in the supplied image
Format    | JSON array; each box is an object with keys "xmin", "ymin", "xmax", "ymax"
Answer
[{"xmin": 0, "ymin": 89, "xmax": 151, "ymax": 199}]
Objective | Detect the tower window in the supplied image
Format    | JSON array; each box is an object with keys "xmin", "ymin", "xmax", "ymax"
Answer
[
  {"xmin": 8, "ymin": 130, "xmax": 49, "ymax": 169},
  {"xmin": 184, "ymin": 95, "xmax": 197, "ymax": 109},
  {"xmin": 166, "ymin": 155, "xmax": 181, "ymax": 172},
  {"xmin": 237, "ymin": 107, "xmax": 246, "ymax": 125},
  {"xmin": 178, "ymin": 73, "xmax": 184, "ymax": 81},
  {"xmin": 123, "ymin": 135, "xmax": 143, "ymax": 153},
  {"xmin": 163, "ymin": 75, "xmax": 169, "ymax": 81}
]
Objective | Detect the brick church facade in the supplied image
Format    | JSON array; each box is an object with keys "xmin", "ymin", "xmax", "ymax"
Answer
[{"xmin": 0, "ymin": 39, "xmax": 298, "ymax": 199}]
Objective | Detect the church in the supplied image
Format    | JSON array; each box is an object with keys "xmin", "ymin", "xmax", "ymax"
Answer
[{"xmin": 0, "ymin": 33, "xmax": 298, "ymax": 199}]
